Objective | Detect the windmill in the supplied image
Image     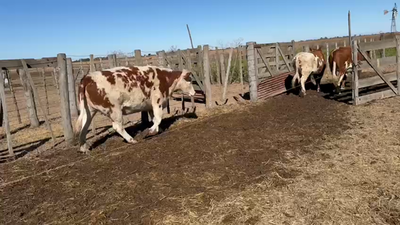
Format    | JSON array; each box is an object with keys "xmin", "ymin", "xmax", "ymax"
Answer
[{"xmin": 384, "ymin": 3, "xmax": 398, "ymax": 33}]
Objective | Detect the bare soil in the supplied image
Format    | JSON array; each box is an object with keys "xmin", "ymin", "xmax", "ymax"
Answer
[{"xmin": 0, "ymin": 90, "xmax": 356, "ymax": 224}]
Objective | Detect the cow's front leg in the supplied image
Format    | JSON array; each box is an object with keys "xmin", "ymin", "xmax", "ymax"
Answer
[
  {"xmin": 148, "ymin": 97, "xmax": 164, "ymax": 136},
  {"xmin": 110, "ymin": 109, "xmax": 137, "ymax": 144}
]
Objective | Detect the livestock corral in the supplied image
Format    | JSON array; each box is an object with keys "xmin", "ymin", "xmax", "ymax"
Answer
[{"xmin": 1, "ymin": 31, "xmax": 400, "ymax": 224}]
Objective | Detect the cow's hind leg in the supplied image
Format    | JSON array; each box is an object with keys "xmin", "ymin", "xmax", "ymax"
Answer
[
  {"xmin": 78, "ymin": 108, "xmax": 97, "ymax": 153},
  {"xmin": 299, "ymin": 70, "xmax": 311, "ymax": 97},
  {"xmin": 110, "ymin": 109, "xmax": 137, "ymax": 144}
]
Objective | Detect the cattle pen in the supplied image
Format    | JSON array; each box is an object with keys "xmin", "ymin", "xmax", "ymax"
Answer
[{"xmin": 2, "ymin": 29, "xmax": 400, "ymax": 224}]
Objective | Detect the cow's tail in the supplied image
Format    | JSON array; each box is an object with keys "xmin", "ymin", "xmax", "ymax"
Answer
[
  {"xmin": 291, "ymin": 55, "xmax": 300, "ymax": 88},
  {"xmin": 74, "ymin": 79, "xmax": 89, "ymax": 137}
]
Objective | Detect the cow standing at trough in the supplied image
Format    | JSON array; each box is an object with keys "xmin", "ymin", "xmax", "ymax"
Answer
[
  {"xmin": 74, "ymin": 66, "xmax": 196, "ymax": 153},
  {"xmin": 329, "ymin": 46, "xmax": 367, "ymax": 90},
  {"xmin": 291, "ymin": 48, "xmax": 325, "ymax": 96}
]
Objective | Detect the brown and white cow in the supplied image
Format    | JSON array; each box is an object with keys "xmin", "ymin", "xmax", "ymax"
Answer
[
  {"xmin": 329, "ymin": 46, "xmax": 367, "ymax": 90},
  {"xmin": 74, "ymin": 66, "xmax": 196, "ymax": 153},
  {"xmin": 292, "ymin": 51, "xmax": 324, "ymax": 97},
  {"xmin": 308, "ymin": 47, "xmax": 327, "ymax": 92}
]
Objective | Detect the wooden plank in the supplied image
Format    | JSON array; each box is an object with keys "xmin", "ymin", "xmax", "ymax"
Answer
[
  {"xmin": 17, "ymin": 68, "xmax": 40, "ymax": 127},
  {"xmin": 40, "ymin": 68, "xmax": 50, "ymax": 115},
  {"xmin": 0, "ymin": 57, "xmax": 57, "ymax": 69},
  {"xmin": 21, "ymin": 59, "xmax": 56, "ymax": 147},
  {"xmin": 358, "ymin": 72, "xmax": 397, "ymax": 89},
  {"xmin": 358, "ymin": 39, "xmax": 396, "ymax": 51},
  {"xmin": 358, "ymin": 48, "xmax": 398, "ymax": 94},
  {"xmin": 238, "ymin": 47, "xmax": 244, "ymax": 92},
  {"xmin": 277, "ymin": 43, "xmax": 291, "ymax": 72},
  {"xmin": 135, "ymin": 50, "xmax": 142, "ymax": 66},
  {"xmin": 357, "ymin": 89, "xmax": 397, "ymax": 105},
  {"xmin": 222, "ymin": 48, "xmax": 234, "ymax": 101},
  {"xmin": 0, "ymin": 76, "xmax": 14, "ymax": 157},
  {"xmin": 256, "ymin": 48, "xmax": 275, "ymax": 76},
  {"xmin": 203, "ymin": 45, "xmax": 212, "ymax": 108},
  {"xmin": 3, "ymin": 69, "xmax": 21, "ymax": 123}
]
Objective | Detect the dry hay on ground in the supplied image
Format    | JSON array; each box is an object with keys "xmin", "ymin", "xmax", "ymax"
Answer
[{"xmin": 0, "ymin": 89, "xmax": 400, "ymax": 225}]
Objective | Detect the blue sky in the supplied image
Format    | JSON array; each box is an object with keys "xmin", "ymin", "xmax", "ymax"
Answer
[{"xmin": 0, "ymin": 0, "xmax": 396, "ymax": 59}]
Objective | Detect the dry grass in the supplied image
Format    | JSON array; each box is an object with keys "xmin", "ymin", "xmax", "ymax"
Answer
[{"xmin": 154, "ymin": 97, "xmax": 400, "ymax": 225}]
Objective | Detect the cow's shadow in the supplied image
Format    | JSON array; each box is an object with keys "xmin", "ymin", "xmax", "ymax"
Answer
[{"xmin": 90, "ymin": 111, "xmax": 198, "ymax": 149}]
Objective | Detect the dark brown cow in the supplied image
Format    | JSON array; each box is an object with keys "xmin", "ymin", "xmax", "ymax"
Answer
[
  {"xmin": 74, "ymin": 66, "xmax": 196, "ymax": 153},
  {"xmin": 329, "ymin": 46, "xmax": 368, "ymax": 90}
]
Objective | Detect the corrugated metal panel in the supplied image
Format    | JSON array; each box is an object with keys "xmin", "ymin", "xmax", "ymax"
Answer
[{"xmin": 257, "ymin": 71, "xmax": 294, "ymax": 99}]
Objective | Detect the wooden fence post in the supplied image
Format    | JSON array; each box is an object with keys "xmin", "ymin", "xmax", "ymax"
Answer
[
  {"xmin": 219, "ymin": 50, "xmax": 226, "ymax": 86},
  {"xmin": 3, "ymin": 69, "xmax": 21, "ymax": 123},
  {"xmin": 135, "ymin": 50, "xmax": 142, "ymax": 66},
  {"xmin": 108, "ymin": 54, "xmax": 115, "ymax": 68},
  {"xmin": 21, "ymin": 60, "xmax": 56, "ymax": 147},
  {"xmin": 17, "ymin": 68, "xmax": 39, "ymax": 127},
  {"xmin": 396, "ymin": 35, "xmax": 400, "ymax": 95},
  {"xmin": 40, "ymin": 68, "xmax": 50, "ymax": 115},
  {"xmin": 58, "ymin": 53, "xmax": 74, "ymax": 146},
  {"xmin": 326, "ymin": 43, "xmax": 329, "ymax": 61},
  {"xmin": 0, "ymin": 77, "xmax": 14, "ymax": 157},
  {"xmin": 157, "ymin": 51, "xmax": 166, "ymax": 67},
  {"xmin": 99, "ymin": 58, "xmax": 103, "ymax": 70},
  {"xmin": 203, "ymin": 45, "xmax": 212, "ymax": 108},
  {"xmin": 222, "ymin": 48, "xmax": 234, "ymax": 101},
  {"xmin": 291, "ymin": 40, "xmax": 296, "ymax": 57},
  {"xmin": 125, "ymin": 56, "xmax": 129, "ymax": 66},
  {"xmin": 90, "ymin": 54, "xmax": 96, "ymax": 72},
  {"xmin": 275, "ymin": 43, "xmax": 279, "ymax": 72},
  {"xmin": 246, "ymin": 42, "xmax": 257, "ymax": 102},
  {"xmin": 67, "ymin": 58, "xmax": 78, "ymax": 118},
  {"xmin": 113, "ymin": 54, "xmax": 118, "ymax": 67},
  {"xmin": 239, "ymin": 46, "xmax": 244, "ymax": 92},
  {"xmin": 352, "ymin": 40, "xmax": 359, "ymax": 105}
]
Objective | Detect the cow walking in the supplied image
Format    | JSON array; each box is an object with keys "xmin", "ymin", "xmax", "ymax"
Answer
[
  {"xmin": 329, "ymin": 46, "xmax": 367, "ymax": 91},
  {"xmin": 74, "ymin": 66, "xmax": 196, "ymax": 153},
  {"xmin": 291, "ymin": 51, "xmax": 324, "ymax": 97}
]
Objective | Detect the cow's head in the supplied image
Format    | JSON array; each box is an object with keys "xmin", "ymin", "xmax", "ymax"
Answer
[{"xmin": 175, "ymin": 69, "xmax": 196, "ymax": 96}]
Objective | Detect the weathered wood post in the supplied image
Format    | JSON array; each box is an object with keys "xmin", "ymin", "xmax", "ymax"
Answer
[
  {"xmin": 99, "ymin": 58, "xmax": 103, "ymax": 70},
  {"xmin": 215, "ymin": 47, "xmax": 222, "ymax": 84},
  {"xmin": 0, "ymin": 77, "xmax": 14, "ymax": 157},
  {"xmin": 352, "ymin": 40, "xmax": 359, "ymax": 105},
  {"xmin": 108, "ymin": 54, "xmax": 115, "ymax": 68},
  {"xmin": 275, "ymin": 43, "xmax": 279, "ymax": 72},
  {"xmin": 326, "ymin": 43, "xmax": 330, "ymax": 61},
  {"xmin": 396, "ymin": 35, "xmax": 400, "ymax": 95},
  {"xmin": 203, "ymin": 45, "xmax": 212, "ymax": 108},
  {"xmin": 39, "ymin": 68, "xmax": 50, "ymax": 115},
  {"xmin": 239, "ymin": 46, "xmax": 244, "ymax": 92},
  {"xmin": 90, "ymin": 54, "xmax": 96, "ymax": 72},
  {"xmin": 21, "ymin": 60, "xmax": 56, "ymax": 147},
  {"xmin": 113, "ymin": 54, "xmax": 118, "ymax": 67},
  {"xmin": 291, "ymin": 40, "xmax": 296, "ymax": 57},
  {"xmin": 67, "ymin": 58, "xmax": 78, "ymax": 118},
  {"xmin": 348, "ymin": 11, "xmax": 352, "ymax": 48},
  {"xmin": 3, "ymin": 69, "xmax": 21, "ymax": 123},
  {"xmin": 156, "ymin": 50, "xmax": 170, "ymax": 114},
  {"xmin": 18, "ymin": 68, "xmax": 39, "ymax": 127},
  {"xmin": 219, "ymin": 50, "xmax": 226, "ymax": 86},
  {"xmin": 246, "ymin": 42, "xmax": 257, "ymax": 102},
  {"xmin": 222, "ymin": 48, "xmax": 234, "ymax": 101},
  {"xmin": 58, "ymin": 53, "xmax": 74, "ymax": 146},
  {"xmin": 135, "ymin": 50, "xmax": 142, "ymax": 66}
]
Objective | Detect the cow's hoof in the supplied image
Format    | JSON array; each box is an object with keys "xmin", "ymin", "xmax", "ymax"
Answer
[
  {"xmin": 299, "ymin": 92, "xmax": 305, "ymax": 98},
  {"xmin": 78, "ymin": 145, "xmax": 90, "ymax": 154},
  {"xmin": 147, "ymin": 129, "xmax": 158, "ymax": 137},
  {"xmin": 128, "ymin": 138, "xmax": 138, "ymax": 144}
]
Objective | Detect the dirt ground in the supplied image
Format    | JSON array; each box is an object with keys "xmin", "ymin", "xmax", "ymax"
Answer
[{"xmin": 1, "ymin": 89, "xmax": 400, "ymax": 224}]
